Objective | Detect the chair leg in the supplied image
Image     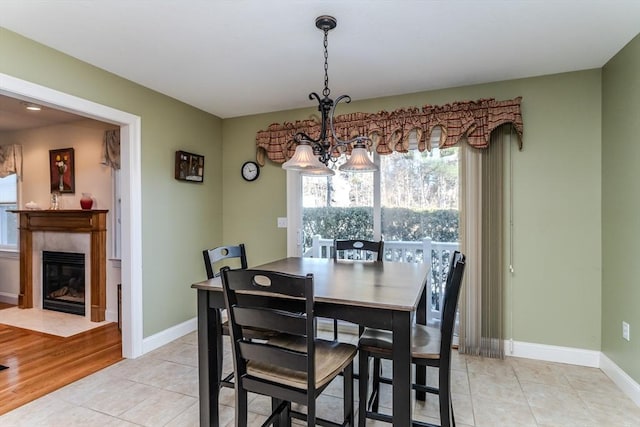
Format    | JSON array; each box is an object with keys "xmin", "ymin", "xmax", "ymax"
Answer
[
  {"xmin": 333, "ymin": 318, "xmax": 339, "ymax": 341},
  {"xmin": 344, "ymin": 362, "xmax": 354, "ymax": 426},
  {"xmin": 308, "ymin": 396, "xmax": 316, "ymax": 427},
  {"xmin": 271, "ymin": 398, "xmax": 290, "ymax": 427},
  {"xmin": 358, "ymin": 350, "xmax": 369, "ymax": 427},
  {"xmin": 236, "ymin": 388, "xmax": 248, "ymax": 427},
  {"xmin": 371, "ymin": 358, "xmax": 381, "ymax": 412},
  {"xmin": 438, "ymin": 368, "xmax": 453, "ymax": 427}
]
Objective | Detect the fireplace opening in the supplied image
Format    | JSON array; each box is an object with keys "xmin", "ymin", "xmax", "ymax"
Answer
[{"xmin": 42, "ymin": 251, "xmax": 85, "ymax": 316}]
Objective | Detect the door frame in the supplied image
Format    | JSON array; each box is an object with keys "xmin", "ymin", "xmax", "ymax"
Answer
[{"xmin": 0, "ymin": 73, "xmax": 144, "ymax": 358}]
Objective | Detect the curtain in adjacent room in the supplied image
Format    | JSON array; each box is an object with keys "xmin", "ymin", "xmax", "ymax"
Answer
[
  {"xmin": 0, "ymin": 144, "xmax": 23, "ymax": 178},
  {"xmin": 459, "ymin": 125, "xmax": 515, "ymax": 358},
  {"xmin": 102, "ymin": 129, "xmax": 121, "ymax": 170}
]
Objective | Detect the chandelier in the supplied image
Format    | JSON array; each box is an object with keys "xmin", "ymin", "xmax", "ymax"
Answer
[{"xmin": 282, "ymin": 15, "xmax": 378, "ymax": 176}]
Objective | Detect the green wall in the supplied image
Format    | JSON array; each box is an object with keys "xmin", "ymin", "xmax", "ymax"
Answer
[
  {"xmin": 602, "ymin": 33, "xmax": 640, "ymax": 382},
  {"xmin": 223, "ymin": 70, "xmax": 603, "ymax": 351},
  {"xmin": 6, "ymin": 25, "xmax": 635, "ymax": 373},
  {"xmin": 0, "ymin": 28, "xmax": 223, "ymax": 337}
]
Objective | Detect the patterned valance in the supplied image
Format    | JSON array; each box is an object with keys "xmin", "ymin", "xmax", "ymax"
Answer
[{"xmin": 256, "ymin": 97, "xmax": 523, "ymax": 166}]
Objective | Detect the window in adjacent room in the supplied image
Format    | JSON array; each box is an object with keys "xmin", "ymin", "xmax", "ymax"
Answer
[{"xmin": 0, "ymin": 174, "xmax": 18, "ymax": 249}]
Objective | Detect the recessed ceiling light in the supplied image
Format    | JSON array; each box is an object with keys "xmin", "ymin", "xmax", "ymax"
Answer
[{"xmin": 21, "ymin": 102, "xmax": 42, "ymax": 111}]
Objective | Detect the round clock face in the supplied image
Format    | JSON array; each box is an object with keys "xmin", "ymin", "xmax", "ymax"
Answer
[{"xmin": 241, "ymin": 161, "xmax": 260, "ymax": 182}]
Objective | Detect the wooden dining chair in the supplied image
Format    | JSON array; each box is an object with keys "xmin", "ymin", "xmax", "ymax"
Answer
[
  {"xmin": 357, "ymin": 252, "xmax": 466, "ymax": 427},
  {"xmin": 220, "ymin": 267, "xmax": 357, "ymax": 426},
  {"xmin": 202, "ymin": 243, "xmax": 276, "ymax": 391},
  {"xmin": 330, "ymin": 239, "xmax": 384, "ymax": 340},
  {"xmin": 202, "ymin": 243, "xmax": 248, "ymax": 280},
  {"xmin": 367, "ymin": 250, "xmax": 460, "ymax": 409}
]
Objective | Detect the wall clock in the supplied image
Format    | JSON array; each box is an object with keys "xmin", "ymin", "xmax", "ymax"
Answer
[{"xmin": 241, "ymin": 161, "xmax": 260, "ymax": 182}]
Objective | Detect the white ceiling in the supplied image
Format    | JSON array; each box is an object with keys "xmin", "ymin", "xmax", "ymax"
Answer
[
  {"xmin": 1, "ymin": 1, "xmax": 639, "ymax": 119},
  {"xmin": 0, "ymin": 94, "xmax": 86, "ymax": 131}
]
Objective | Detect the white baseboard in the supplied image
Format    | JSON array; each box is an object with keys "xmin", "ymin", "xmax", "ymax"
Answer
[
  {"xmin": 600, "ymin": 353, "xmax": 640, "ymax": 407},
  {"xmin": 141, "ymin": 317, "xmax": 197, "ymax": 354},
  {"xmin": 0, "ymin": 292, "xmax": 18, "ymax": 305},
  {"xmin": 504, "ymin": 339, "xmax": 600, "ymax": 367}
]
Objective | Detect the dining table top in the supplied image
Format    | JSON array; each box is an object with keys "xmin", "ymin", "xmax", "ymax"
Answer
[{"xmin": 191, "ymin": 256, "xmax": 430, "ymax": 312}]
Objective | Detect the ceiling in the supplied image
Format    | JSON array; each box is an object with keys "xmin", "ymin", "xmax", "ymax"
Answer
[
  {"xmin": 1, "ymin": 1, "xmax": 639, "ymax": 121},
  {"xmin": 0, "ymin": 94, "xmax": 87, "ymax": 132}
]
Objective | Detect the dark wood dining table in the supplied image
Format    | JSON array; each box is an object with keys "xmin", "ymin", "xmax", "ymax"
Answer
[{"xmin": 191, "ymin": 257, "xmax": 430, "ymax": 427}]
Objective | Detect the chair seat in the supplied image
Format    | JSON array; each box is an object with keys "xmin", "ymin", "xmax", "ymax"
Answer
[
  {"xmin": 359, "ymin": 324, "xmax": 441, "ymax": 359},
  {"xmin": 247, "ymin": 335, "xmax": 357, "ymax": 389}
]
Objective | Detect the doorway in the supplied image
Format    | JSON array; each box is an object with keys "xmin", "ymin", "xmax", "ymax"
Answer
[{"xmin": 0, "ymin": 73, "xmax": 143, "ymax": 358}]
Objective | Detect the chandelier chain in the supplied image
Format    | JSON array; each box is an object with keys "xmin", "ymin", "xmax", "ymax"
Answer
[{"xmin": 323, "ymin": 29, "xmax": 330, "ymax": 97}]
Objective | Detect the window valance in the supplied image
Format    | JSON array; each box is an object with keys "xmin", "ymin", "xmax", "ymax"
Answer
[{"xmin": 256, "ymin": 97, "xmax": 523, "ymax": 166}]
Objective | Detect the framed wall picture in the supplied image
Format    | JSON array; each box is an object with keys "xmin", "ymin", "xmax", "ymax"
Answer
[
  {"xmin": 49, "ymin": 148, "xmax": 75, "ymax": 193},
  {"xmin": 175, "ymin": 150, "xmax": 204, "ymax": 182}
]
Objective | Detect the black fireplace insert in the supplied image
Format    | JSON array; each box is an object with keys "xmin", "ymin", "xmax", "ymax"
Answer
[{"xmin": 42, "ymin": 251, "xmax": 85, "ymax": 316}]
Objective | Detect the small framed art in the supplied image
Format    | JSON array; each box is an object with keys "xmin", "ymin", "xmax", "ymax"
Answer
[
  {"xmin": 49, "ymin": 148, "xmax": 75, "ymax": 193},
  {"xmin": 175, "ymin": 150, "xmax": 204, "ymax": 182}
]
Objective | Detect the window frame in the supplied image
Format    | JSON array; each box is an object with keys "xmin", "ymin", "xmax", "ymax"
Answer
[{"xmin": 0, "ymin": 173, "xmax": 19, "ymax": 252}]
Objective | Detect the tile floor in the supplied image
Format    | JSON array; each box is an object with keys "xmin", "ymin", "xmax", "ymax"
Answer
[
  {"xmin": 1, "ymin": 330, "xmax": 639, "ymax": 426},
  {"xmin": 0, "ymin": 307, "xmax": 111, "ymax": 337}
]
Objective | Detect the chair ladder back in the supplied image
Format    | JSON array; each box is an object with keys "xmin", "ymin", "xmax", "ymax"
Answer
[
  {"xmin": 202, "ymin": 243, "xmax": 247, "ymax": 279},
  {"xmin": 439, "ymin": 250, "xmax": 461, "ymax": 331},
  {"xmin": 439, "ymin": 254, "xmax": 465, "ymax": 355},
  {"xmin": 334, "ymin": 239, "xmax": 384, "ymax": 262},
  {"xmin": 233, "ymin": 306, "xmax": 307, "ymax": 336}
]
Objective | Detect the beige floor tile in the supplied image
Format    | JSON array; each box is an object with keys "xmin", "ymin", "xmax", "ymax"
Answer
[
  {"xmin": 586, "ymin": 399, "xmax": 640, "ymax": 427},
  {"xmin": 118, "ymin": 388, "xmax": 197, "ymax": 426},
  {"xmin": 165, "ymin": 401, "xmax": 200, "ymax": 427},
  {"xmin": 468, "ymin": 370, "xmax": 525, "ymax": 404},
  {"xmin": 467, "ymin": 356, "xmax": 517, "ymax": 377},
  {"xmin": 510, "ymin": 357, "xmax": 571, "ymax": 387},
  {"xmin": 68, "ymin": 376, "xmax": 158, "ymax": 417},
  {"xmin": 521, "ymin": 380, "xmax": 582, "ymax": 408},
  {"xmin": 473, "ymin": 395, "xmax": 537, "ymax": 427},
  {"xmin": 147, "ymin": 339, "xmax": 199, "ymax": 367},
  {"xmin": 451, "ymin": 392, "xmax": 475, "ymax": 425}
]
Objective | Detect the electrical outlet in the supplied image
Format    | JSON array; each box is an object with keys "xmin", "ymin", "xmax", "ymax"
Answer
[
  {"xmin": 277, "ymin": 217, "xmax": 288, "ymax": 228},
  {"xmin": 623, "ymin": 321, "xmax": 630, "ymax": 341}
]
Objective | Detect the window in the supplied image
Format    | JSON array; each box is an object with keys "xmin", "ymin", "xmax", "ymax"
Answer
[
  {"xmin": 298, "ymin": 132, "xmax": 459, "ymax": 258},
  {"xmin": 0, "ymin": 174, "xmax": 18, "ymax": 249},
  {"xmin": 290, "ymin": 134, "xmax": 460, "ymax": 325}
]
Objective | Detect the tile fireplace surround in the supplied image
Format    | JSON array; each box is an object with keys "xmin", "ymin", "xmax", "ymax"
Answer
[{"xmin": 12, "ymin": 210, "xmax": 108, "ymax": 322}]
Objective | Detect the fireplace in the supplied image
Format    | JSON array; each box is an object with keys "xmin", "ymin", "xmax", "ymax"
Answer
[
  {"xmin": 42, "ymin": 251, "xmax": 86, "ymax": 316},
  {"xmin": 12, "ymin": 209, "xmax": 107, "ymax": 322}
]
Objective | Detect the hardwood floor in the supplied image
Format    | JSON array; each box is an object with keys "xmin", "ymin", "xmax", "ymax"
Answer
[{"xmin": 0, "ymin": 321, "xmax": 122, "ymax": 415}]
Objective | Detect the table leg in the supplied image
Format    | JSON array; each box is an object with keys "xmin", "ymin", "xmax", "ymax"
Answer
[
  {"xmin": 415, "ymin": 281, "xmax": 428, "ymax": 401},
  {"xmin": 392, "ymin": 310, "xmax": 412, "ymax": 427},
  {"xmin": 197, "ymin": 289, "xmax": 222, "ymax": 427}
]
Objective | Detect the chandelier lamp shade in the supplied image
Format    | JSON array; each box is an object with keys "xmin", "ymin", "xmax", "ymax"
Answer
[{"xmin": 281, "ymin": 15, "xmax": 378, "ymax": 176}]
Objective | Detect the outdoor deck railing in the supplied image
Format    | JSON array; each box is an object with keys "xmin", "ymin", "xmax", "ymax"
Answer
[{"xmin": 307, "ymin": 236, "xmax": 459, "ymax": 325}]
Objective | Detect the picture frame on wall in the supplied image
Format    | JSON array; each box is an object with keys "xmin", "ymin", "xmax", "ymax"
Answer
[
  {"xmin": 175, "ymin": 150, "xmax": 204, "ymax": 182},
  {"xmin": 49, "ymin": 148, "xmax": 75, "ymax": 193}
]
